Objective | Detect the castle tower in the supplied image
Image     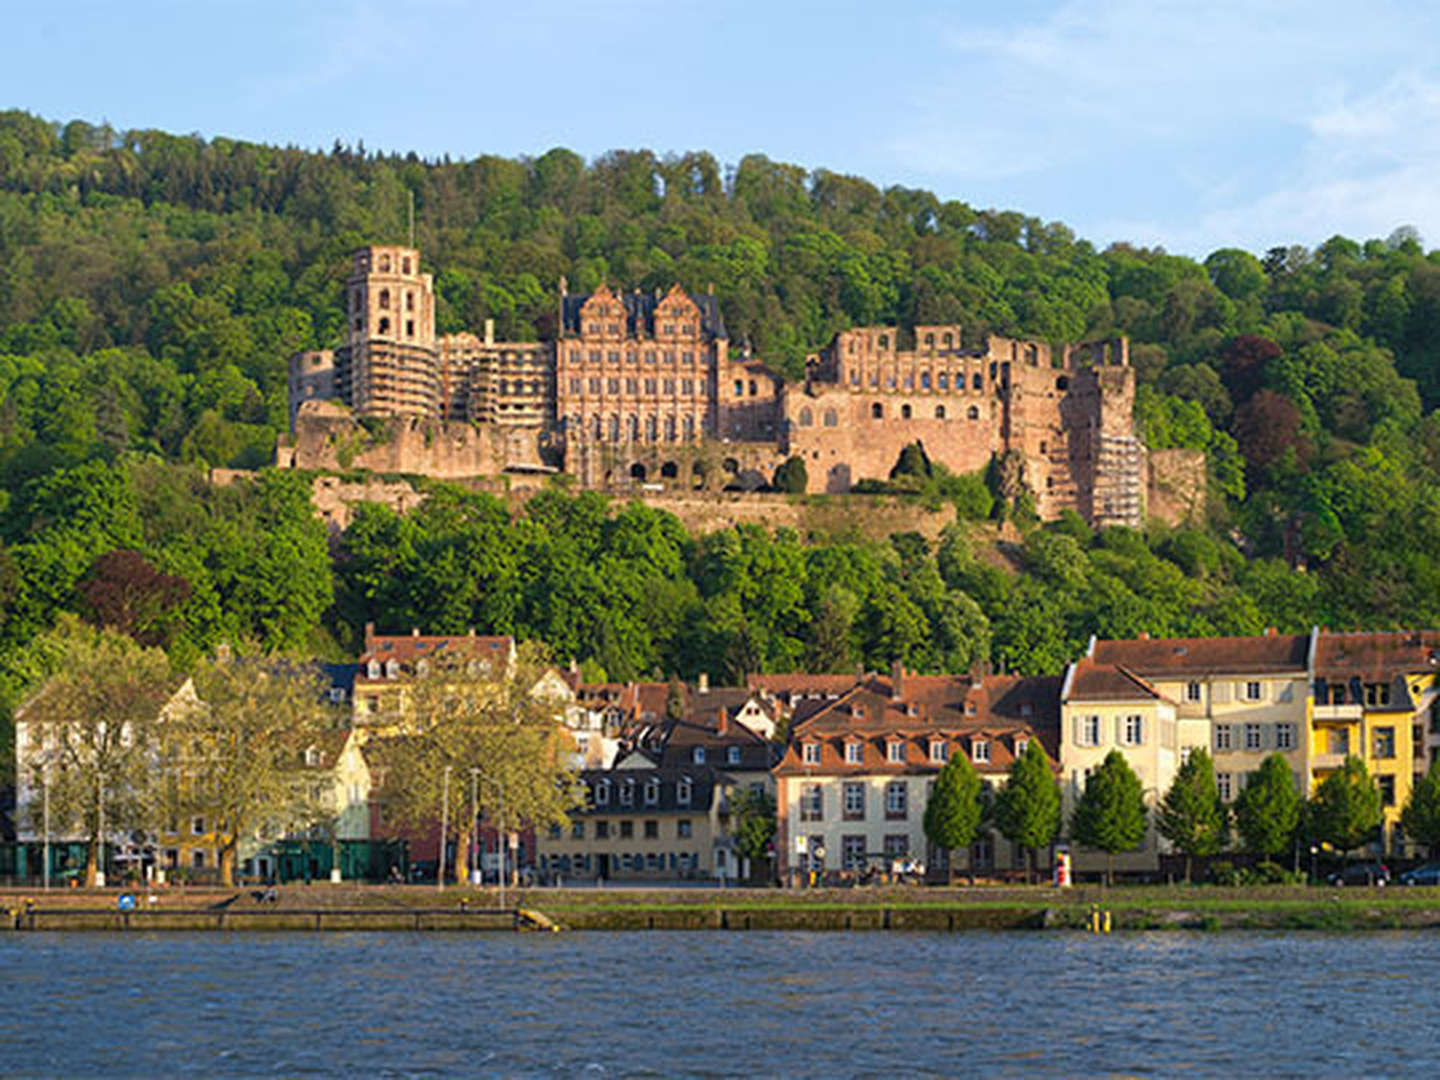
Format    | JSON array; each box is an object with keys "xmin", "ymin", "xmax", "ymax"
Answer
[{"xmin": 335, "ymin": 245, "xmax": 440, "ymax": 417}]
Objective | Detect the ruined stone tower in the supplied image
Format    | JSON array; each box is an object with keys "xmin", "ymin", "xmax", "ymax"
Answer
[{"xmin": 334, "ymin": 246, "xmax": 439, "ymax": 417}]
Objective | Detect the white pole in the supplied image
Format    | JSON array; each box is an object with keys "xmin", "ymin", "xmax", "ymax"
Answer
[
  {"xmin": 42, "ymin": 771, "xmax": 50, "ymax": 891},
  {"xmin": 437, "ymin": 765, "xmax": 452, "ymax": 892},
  {"xmin": 96, "ymin": 770, "xmax": 106, "ymax": 888}
]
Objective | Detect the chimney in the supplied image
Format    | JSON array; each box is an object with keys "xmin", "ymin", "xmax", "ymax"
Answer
[
  {"xmin": 1138, "ymin": 631, "xmax": 1150, "ymax": 640},
  {"xmin": 717, "ymin": 708, "xmax": 728, "ymax": 735},
  {"xmin": 364, "ymin": 621, "xmax": 375, "ymax": 647},
  {"xmin": 698, "ymin": 672, "xmax": 709, "ymax": 694},
  {"xmin": 411, "ymin": 627, "xmax": 420, "ymax": 637},
  {"xmin": 559, "ymin": 275, "xmax": 568, "ymax": 297},
  {"xmin": 468, "ymin": 627, "xmax": 475, "ymax": 637},
  {"xmin": 484, "ymin": 318, "xmax": 495, "ymax": 346},
  {"xmin": 1264, "ymin": 626, "xmax": 1277, "ymax": 637},
  {"xmin": 892, "ymin": 660, "xmax": 905, "ymax": 697}
]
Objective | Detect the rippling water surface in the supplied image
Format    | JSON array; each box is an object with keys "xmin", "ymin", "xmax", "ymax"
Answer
[{"xmin": 1, "ymin": 930, "xmax": 1434, "ymax": 1076}]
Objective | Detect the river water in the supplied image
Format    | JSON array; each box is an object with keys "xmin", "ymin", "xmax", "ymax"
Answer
[{"xmin": 0, "ymin": 930, "xmax": 1432, "ymax": 1076}]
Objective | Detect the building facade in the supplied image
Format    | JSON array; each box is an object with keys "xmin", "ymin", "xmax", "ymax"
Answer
[{"xmin": 287, "ymin": 246, "xmax": 1171, "ymax": 529}]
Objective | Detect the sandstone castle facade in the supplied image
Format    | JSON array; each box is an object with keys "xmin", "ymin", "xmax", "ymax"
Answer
[{"xmin": 283, "ymin": 245, "xmax": 1190, "ymax": 528}]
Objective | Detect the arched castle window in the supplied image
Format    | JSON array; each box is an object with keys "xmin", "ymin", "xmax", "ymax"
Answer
[
  {"xmin": 901, "ymin": 404, "xmax": 912, "ymax": 419},
  {"xmin": 629, "ymin": 416, "xmax": 640, "ymax": 440},
  {"xmin": 593, "ymin": 415, "xmax": 604, "ymax": 440},
  {"xmin": 379, "ymin": 255, "xmax": 391, "ymax": 272},
  {"xmin": 406, "ymin": 292, "xmax": 414, "ymax": 311},
  {"xmin": 921, "ymin": 372, "xmax": 931, "ymax": 389},
  {"xmin": 402, "ymin": 257, "xmax": 411, "ymax": 274},
  {"xmin": 799, "ymin": 407, "xmax": 813, "ymax": 427},
  {"xmin": 878, "ymin": 334, "xmax": 889, "ymax": 350},
  {"xmin": 924, "ymin": 333, "xmax": 934, "ymax": 348},
  {"xmin": 1056, "ymin": 376, "xmax": 1069, "ymax": 391},
  {"xmin": 935, "ymin": 405, "xmax": 946, "ymax": 419},
  {"xmin": 823, "ymin": 409, "xmax": 837, "ymax": 427},
  {"xmin": 943, "ymin": 332, "xmax": 953, "ymax": 347},
  {"xmin": 972, "ymin": 374, "xmax": 983, "ymax": 390},
  {"xmin": 872, "ymin": 403, "xmax": 883, "ymax": 420},
  {"xmin": 665, "ymin": 416, "xmax": 677, "ymax": 441},
  {"xmin": 609, "ymin": 415, "xmax": 620, "ymax": 440},
  {"xmin": 646, "ymin": 415, "xmax": 658, "ymax": 440},
  {"xmin": 967, "ymin": 405, "xmax": 980, "ymax": 420},
  {"xmin": 378, "ymin": 317, "xmax": 390, "ymax": 334},
  {"xmin": 683, "ymin": 415, "xmax": 695, "ymax": 439},
  {"xmin": 938, "ymin": 372, "xmax": 949, "ymax": 390},
  {"xmin": 379, "ymin": 289, "xmax": 390, "ymax": 310}
]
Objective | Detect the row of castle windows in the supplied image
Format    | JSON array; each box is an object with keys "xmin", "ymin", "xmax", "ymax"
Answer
[
  {"xmin": 368, "ymin": 289, "xmax": 416, "ymax": 312},
  {"xmin": 356, "ymin": 316, "xmax": 417, "ymax": 338},
  {"xmin": 570, "ymin": 348, "xmax": 697, "ymax": 365},
  {"xmin": 374, "ymin": 254, "xmax": 413, "ymax": 275},
  {"xmin": 569, "ymin": 377, "xmax": 702, "ymax": 397},
  {"xmin": 583, "ymin": 320, "xmax": 696, "ymax": 338},
  {"xmin": 849, "ymin": 369, "xmax": 988, "ymax": 392},
  {"xmin": 569, "ymin": 414, "xmax": 701, "ymax": 441},
  {"xmin": 867, "ymin": 403, "xmax": 978, "ymax": 421}
]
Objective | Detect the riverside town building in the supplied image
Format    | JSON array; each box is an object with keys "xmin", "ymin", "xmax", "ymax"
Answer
[
  {"xmin": 11, "ymin": 626, "xmax": 1437, "ymax": 884},
  {"xmin": 281, "ymin": 245, "xmax": 1203, "ymax": 528}
]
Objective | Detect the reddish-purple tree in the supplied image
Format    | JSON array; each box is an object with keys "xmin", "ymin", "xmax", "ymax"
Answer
[{"xmin": 79, "ymin": 549, "xmax": 191, "ymax": 647}]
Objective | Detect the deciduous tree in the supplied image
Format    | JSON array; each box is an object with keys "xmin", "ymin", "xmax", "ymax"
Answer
[
  {"xmin": 1401, "ymin": 756, "xmax": 1440, "ymax": 858},
  {"xmin": 1308, "ymin": 755, "xmax": 1382, "ymax": 860}
]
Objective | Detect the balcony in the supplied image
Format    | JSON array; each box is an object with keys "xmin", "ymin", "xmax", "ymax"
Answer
[
  {"xmin": 1310, "ymin": 752, "xmax": 1349, "ymax": 771},
  {"xmin": 1313, "ymin": 703, "xmax": 1362, "ymax": 723}
]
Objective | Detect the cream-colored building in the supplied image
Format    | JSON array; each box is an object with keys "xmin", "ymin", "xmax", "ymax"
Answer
[
  {"xmin": 773, "ymin": 670, "xmax": 1062, "ymax": 880},
  {"xmin": 1059, "ymin": 659, "xmax": 1178, "ymax": 875}
]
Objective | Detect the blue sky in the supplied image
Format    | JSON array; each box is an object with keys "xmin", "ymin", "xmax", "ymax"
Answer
[{"xmin": 8, "ymin": 0, "xmax": 1440, "ymax": 257}]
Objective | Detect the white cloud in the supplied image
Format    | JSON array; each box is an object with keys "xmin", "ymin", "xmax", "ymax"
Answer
[{"xmin": 888, "ymin": 0, "xmax": 1440, "ymax": 253}]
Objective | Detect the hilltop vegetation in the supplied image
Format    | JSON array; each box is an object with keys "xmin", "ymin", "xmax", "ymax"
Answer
[{"xmin": 3, "ymin": 110, "xmax": 1440, "ymax": 730}]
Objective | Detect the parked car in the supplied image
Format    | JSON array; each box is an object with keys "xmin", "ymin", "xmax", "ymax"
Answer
[
  {"xmin": 1399, "ymin": 863, "xmax": 1440, "ymax": 886},
  {"xmin": 1328, "ymin": 862, "xmax": 1389, "ymax": 886}
]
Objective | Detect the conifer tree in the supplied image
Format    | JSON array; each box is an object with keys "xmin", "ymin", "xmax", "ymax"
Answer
[
  {"xmin": 1401, "ymin": 756, "xmax": 1440, "ymax": 858},
  {"xmin": 994, "ymin": 739, "xmax": 1061, "ymax": 883},
  {"xmin": 1156, "ymin": 748, "xmax": 1228, "ymax": 882},
  {"xmin": 1233, "ymin": 752, "xmax": 1301, "ymax": 860},
  {"xmin": 923, "ymin": 752, "xmax": 983, "ymax": 883},
  {"xmin": 1070, "ymin": 749, "xmax": 1148, "ymax": 886}
]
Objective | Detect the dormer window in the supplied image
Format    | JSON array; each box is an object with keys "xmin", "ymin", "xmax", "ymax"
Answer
[
  {"xmin": 595, "ymin": 780, "xmax": 610, "ymax": 806},
  {"xmin": 965, "ymin": 702, "xmax": 977, "ymax": 716},
  {"xmin": 887, "ymin": 741, "xmax": 904, "ymax": 763},
  {"xmin": 844, "ymin": 742, "xmax": 863, "ymax": 764},
  {"xmin": 367, "ymin": 660, "xmax": 381, "ymax": 679},
  {"xmin": 929, "ymin": 740, "xmax": 949, "ymax": 763},
  {"xmin": 802, "ymin": 743, "xmax": 821, "ymax": 765},
  {"xmin": 303, "ymin": 746, "xmax": 320, "ymax": 767},
  {"xmin": 677, "ymin": 778, "xmax": 692, "ymax": 806},
  {"xmin": 383, "ymin": 659, "xmax": 398, "ymax": 679},
  {"xmin": 619, "ymin": 781, "xmax": 634, "ymax": 806},
  {"xmin": 727, "ymin": 746, "xmax": 741, "ymax": 765},
  {"xmin": 693, "ymin": 746, "xmax": 707, "ymax": 765},
  {"xmin": 644, "ymin": 779, "xmax": 660, "ymax": 806},
  {"xmin": 1015, "ymin": 737, "xmax": 1029, "ymax": 759},
  {"xmin": 415, "ymin": 659, "xmax": 429, "ymax": 676},
  {"xmin": 972, "ymin": 740, "xmax": 990, "ymax": 763},
  {"xmin": 328, "ymin": 688, "xmax": 346, "ymax": 705}
]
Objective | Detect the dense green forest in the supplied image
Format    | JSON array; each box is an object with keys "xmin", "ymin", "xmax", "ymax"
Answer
[{"xmin": 4, "ymin": 109, "xmax": 1440, "ymax": 735}]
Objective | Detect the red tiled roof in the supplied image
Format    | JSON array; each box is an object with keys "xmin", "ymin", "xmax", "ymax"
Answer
[
  {"xmin": 1091, "ymin": 633, "xmax": 1309, "ymax": 676},
  {"xmin": 359, "ymin": 629, "xmax": 513, "ymax": 668},
  {"xmin": 1066, "ymin": 660, "xmax": 1169, "ymax": 704},
  {"xmin": 1314, "ymin": 630, "xmax": 1440, "ymax": 680}
]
